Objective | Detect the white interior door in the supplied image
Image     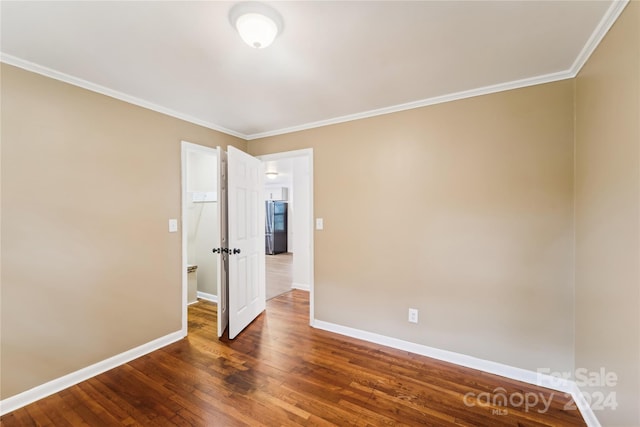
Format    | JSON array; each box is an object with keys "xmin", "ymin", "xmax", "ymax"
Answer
[
  {"xmin": 216, "ymin": 147, "xmax": 229, "ymax": 337},
  {"xmin": 227, "ymin": 146, "xmax": 265, "ymax": 339}
]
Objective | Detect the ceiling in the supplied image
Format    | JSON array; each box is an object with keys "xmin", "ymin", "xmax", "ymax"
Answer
[
  {"xmin": 263, "ymin": 158, "xmax": 293, "ymax": 187},
  {"xmin": 0, "ymin": 1, "xmax": 623, "ymax": 140}
]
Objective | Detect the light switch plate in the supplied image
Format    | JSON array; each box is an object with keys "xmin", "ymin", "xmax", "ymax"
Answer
[
  {"xmin": 168, "ymin": 219, "xmax": 178, "ymax": 233},
  {"xmin": 408, "ymin": 308, "xmax": 419, "ymax": 323},
  {"xmin": 316, "ymin": 218, "xmax": 324, "ymax": 230}
]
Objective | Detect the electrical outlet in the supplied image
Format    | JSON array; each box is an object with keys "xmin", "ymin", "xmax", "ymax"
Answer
[{"xmin": 408, "ymin": 308, "xmax": 419, "ymax": 324}]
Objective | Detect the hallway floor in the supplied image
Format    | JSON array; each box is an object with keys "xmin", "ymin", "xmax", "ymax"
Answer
[{"xmin": 266, "ymin": 252, "xmax": 293, "ymax": 300}]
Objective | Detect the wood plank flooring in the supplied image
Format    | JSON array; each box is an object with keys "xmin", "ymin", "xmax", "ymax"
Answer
[
  {"xmin": 266, "ymin": 253, "xmax": 293, "ymax": 300},
  {"xmin": 1, "ymin": 290, "xmax": 586, "ymax": 426}
]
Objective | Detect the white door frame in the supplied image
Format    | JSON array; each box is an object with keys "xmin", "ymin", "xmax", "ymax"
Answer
[
  {"xmin": 257, "ymin": 148, "xmax": 315, "ymax": 325},
  {"xmin": 180, "ymin": 140, "xmax": 219, "ymax": 336}
]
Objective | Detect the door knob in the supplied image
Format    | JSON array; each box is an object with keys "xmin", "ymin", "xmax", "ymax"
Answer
[{"xmin": 215, "ymin": 247, "xmax": 240, "ymax": 255}]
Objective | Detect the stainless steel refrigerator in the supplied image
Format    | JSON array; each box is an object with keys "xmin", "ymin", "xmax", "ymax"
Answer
[{"xmin": 265, "ymin": 201, "xmax": 288, "ymax": 255}]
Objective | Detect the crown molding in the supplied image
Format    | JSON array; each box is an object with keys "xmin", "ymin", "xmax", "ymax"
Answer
[
  {"xmin": 1, "ymin": 0, "xmax": 628, "ymax": 142},
  {"xmin": 0, "ymin": 53, "xmax": 248, "ymax": 140},
  {"xmin": 245, "ymin": 70, "xmax": 573, "ymax": 140},
  {"xmin": 245, "ymin": 0, "xmax": 630, "ymax": 140},
  {"xmin": 568, "ymin": 0, "xmax": 630, "ymax": 77}
]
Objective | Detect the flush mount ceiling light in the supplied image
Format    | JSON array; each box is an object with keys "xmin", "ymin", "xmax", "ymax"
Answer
[
  {"xmin": 229, "ymin": 2, "xmax": 284, "ymax": 49},
  {"xmin": 265, "ymin": 171, "xmax": 279, "ymax": 179}
]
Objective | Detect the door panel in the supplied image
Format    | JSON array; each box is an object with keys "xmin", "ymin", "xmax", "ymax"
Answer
[
  {"xmin": 217, "ymin": 148, "xmax": 229, "ymax": 337},
  {"xmin": 227, "ymin": 146, "xmax": 265, "ymax": 339}
]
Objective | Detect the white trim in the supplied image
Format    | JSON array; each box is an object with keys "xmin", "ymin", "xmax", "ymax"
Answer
[
  {"xmin": 568, "ymin": 0, "xmax": 630, "ymax": 77},
  {"xmin": 196, "ymin": 291, "xmax": 218, "ymax": 303},
  {"xmin": 255, "ymin": 149, "xmax": 314, "ymax": 325},
  {"xmin": 245, "ymin": 71, "xmax": 573, "ymax": 140},
  {"xmin": 570, "ymin": 383, "xmax": 602, "ymax": 427},
  {"xmin": 181, "ymin": 143, "xmax": 189, "ymax": 337},
  {"xmin": 0, "ymin": 51, "xmax": 568, "ymax": 142},
  {"xmin": 245, "ymin": 0, "xmax": 627, "ymax": 141},
  {"xmin": 556, "ymin": 4, "xmax": 628, "ymax": 427},
  {"xmin": 0, "ymin": 53, "xmax": 247, "ymax": 140},
  {"xmin": 181, "ymin": 141, "xmax": 220, "ymax": 155},
  {"xmin": 257, "ymin": 148, "xmax": 314, "ymax": 160},
  {"xmin": 0, "ymin": 330, "xmax": 183, "ymax": 416},
  {"xmin": 312, "ymin": 319, "xmax": 572, "ymax": 391},
  {"xmin": 291, "ymin": 282, "xmax": 310, "ymax": 291},
  {"xmin": 0, "ymin": 0, "xmax": 625, "ymax": 143},
  {"xmin": 311, "ymin": 319, "xmax": 601, "ymax": 426}
]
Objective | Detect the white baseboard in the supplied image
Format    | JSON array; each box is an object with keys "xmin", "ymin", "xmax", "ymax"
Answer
[
  {"xmin": 569, "ymin": 382, "xmax": 602, "ymax": 427},
  {"xmin": 0, "ymin": 314, "xmax": 601, "ymax": 427},
  {"xmin": 291, "ymin": 282, "xmax": 310, "ymax": 291},
  {"xmin": 311, "ymin": 319, "xmax": 600, "ymax": 427},
  {"xmin": 0, "ymin": 330, "xmax": 184, "ymax": 416},
  {"xmin": 196, "ymin": 291, "xmax": 218, "ymax": 303}
]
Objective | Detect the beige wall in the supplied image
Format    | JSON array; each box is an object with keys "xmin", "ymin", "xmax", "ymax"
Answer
[
  {"xmin": 0, "ymin": 63, "xmax": 245, "ymax": 399},
  {"xmin": 249, "ymin": 80, "xmax": 576, "ymax": 373},
  {"xmin": 575, "ymin": 2, "xmax": 640, "ymax": 426},
  {"xmin": 3, "ymin": 5, "xmax": 638, "ymax": 422}
]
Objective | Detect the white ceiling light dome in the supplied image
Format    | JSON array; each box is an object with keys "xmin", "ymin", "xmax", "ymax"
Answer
[{"xmin": 229, "ymin": 2, "xmax": 284, "ymax": 49}]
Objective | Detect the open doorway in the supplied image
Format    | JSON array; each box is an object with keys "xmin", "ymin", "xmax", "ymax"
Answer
[
  {"xmin": 263, "ymin": 157, "xmax": 293, "ymax": 300},
  {"xmin": 180, "ymin": 142, "xmax": 221, "ymax": 336},
  {"xmin": 180, "ymin": 144, "xmax": 312, "ymax": 336},
  {"xmin": 182, "ymin": 143, "xmax": 269, "ymax": 339},
  {"xmin": 258, "ymin": 149, "xmax": 314, "ymax": 321}
]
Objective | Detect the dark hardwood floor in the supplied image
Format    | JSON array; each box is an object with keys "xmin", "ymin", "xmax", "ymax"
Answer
[{"xmin": 1, "ymin": 290, "xmax": 586, "ymax": 426}]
